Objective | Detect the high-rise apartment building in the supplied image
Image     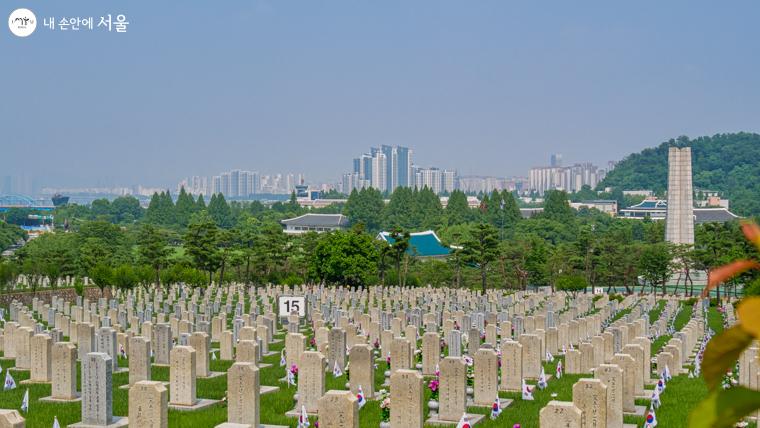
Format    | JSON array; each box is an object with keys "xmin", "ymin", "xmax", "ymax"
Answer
[
  {"xmin": 529, "ymin": 161, "xmax": 608, "ymax": 195},
  {"xmin": 345, "ymin": 145, "xmax": 457, "ymax": 194},
  {"xmin": 371, "ymin": 152, "xmax": 387, "ymax": 192}
]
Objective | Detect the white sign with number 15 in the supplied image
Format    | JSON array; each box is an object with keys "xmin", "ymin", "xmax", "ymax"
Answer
[{"xmin": 278, "ymin": 296, "xmax": 306, "ymax": 317}]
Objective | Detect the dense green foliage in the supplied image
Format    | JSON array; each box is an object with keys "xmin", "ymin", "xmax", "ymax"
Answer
[
  {"xmin": 0, "ymin": 221, "xmax": 25, "ymax": 252},
  {"xmin": 0, "ymin": 179, "xmax": 755, "ymax": 295},
  {"xmin": 599, "ymin": 132, "xmax": 760, "ymax": 215}
]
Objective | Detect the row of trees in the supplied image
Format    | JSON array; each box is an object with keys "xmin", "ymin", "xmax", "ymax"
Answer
[{"xmin": 1, "ymin": 185, "xmax": 756, "ymax": 296}]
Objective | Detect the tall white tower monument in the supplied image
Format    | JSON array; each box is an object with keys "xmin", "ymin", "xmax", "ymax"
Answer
[{"xmin": 665, "ymin": 146, "xmax": 694, "ymax": 244}]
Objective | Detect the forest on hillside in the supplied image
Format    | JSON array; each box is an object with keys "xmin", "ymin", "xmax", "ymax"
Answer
[{"xmin": 598, "ymin": 132, "xmax": 760, "ymax": 216}]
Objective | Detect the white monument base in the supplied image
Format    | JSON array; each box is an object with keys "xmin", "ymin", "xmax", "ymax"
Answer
[
  {"xmin": 469, "ymin": 398, "xmax": 513, "ymax": 409},
  {"xmin": 168, "ymin": 398, "xmax": 220, "ymax": 411},
  {"xmin": 70, "ymin": 416, "xmax": 129, "ymax": 428},
  {"xmin": 261, "ymin": 385, "xmax": 279, "ymax": 395},
  {"xmin": 39, "ymin": 395, "xmax": 82, "ymax": 403},
  {"xmin": 623, "ymin": 405, "xmax": 647, "ymax": 417},
  {"xmin": 215, "ymin": 423, "xmax": 289, "ymax": 428},
  {"xmin": 427, "ymin": 413, "xmax": 485, "ymax": 426}
]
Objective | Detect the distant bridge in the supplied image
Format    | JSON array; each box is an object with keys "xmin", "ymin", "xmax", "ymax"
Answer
[{"xmin": 0, "ymin": 194, "xmax": 55, "ymax": 212}]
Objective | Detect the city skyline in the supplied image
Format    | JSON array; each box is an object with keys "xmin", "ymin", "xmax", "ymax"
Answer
[
  {"xmin": 8, "ymin": 150, "xmax": 613, "ymax": 198},
  {"xmin": 4, "ymin": 2, "xmax": 760, "ymax": 189}
]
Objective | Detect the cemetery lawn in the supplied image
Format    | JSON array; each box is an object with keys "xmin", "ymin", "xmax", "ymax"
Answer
[
  {"xmin": 708, "ymin": 306, "xmax": 724, "ymax": 334},
  {"xmin": 0, "ymin": 298, "xmax": 726, "ymax": 428},
  {"xmin": 648, "ymin": 300, "xmax": 666, "ymax": 324}
]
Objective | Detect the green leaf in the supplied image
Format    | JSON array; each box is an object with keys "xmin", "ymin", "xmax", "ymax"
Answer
[
  {"xmin": 701, "ymin": 325, "xmax": 753, "ymax": 391},
  {"xmin": 689, "ymin": 386, "xmax": 760, "ymax": 428},
  {"xmin": 737, "ymin": 297, "xmax": 760, "ymax": 338}
]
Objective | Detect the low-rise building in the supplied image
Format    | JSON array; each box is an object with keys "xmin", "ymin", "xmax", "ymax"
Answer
[
  {"xmin": 619, "ymin": 199, "xmax": 739, "ymax": 223},
  {"xmin": 280, "ymin": 213, "xmax": 349, "ymax": 234}
]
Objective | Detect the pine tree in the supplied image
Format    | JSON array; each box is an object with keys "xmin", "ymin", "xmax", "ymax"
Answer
[
  {"xmin": 445, "ymin": 190, "xmax": 471, "ymax": 226},
  {"xmin": 542, "ymin": 190, "xmax": 575, "ymax": 223},
  {"xmin": 145, "ymin": 192, "xmax": 162, "ymax": 224},
  {"xmin": 175, "ymin": 187, "xmax": 196, "ymax": 227},
  {"xmin": 208, "ymin": 193, "xmax": 233, "ymax": 228}
]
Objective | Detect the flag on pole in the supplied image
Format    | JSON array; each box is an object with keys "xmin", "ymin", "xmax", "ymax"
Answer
[
  {"xmin": 569, "ymin": 343, "xmax": 575, "ymax": 351},
  {"xmin": 561, "ymin": 344, "xmax": 567, "ymax": 354},
  {"xmin": 545, "ymin": 350, "xmax": 554, "ymax": 362},
  {"xmin": 521, "ymin": 379, "xmax": 534, "ymax": 400},
  {"xmin": 456, "ymin": 413, "xmax": 472, "ymax": 428},
  {"xmin": 280, "ymin": 350, "xmax": 287, "ymax": 367},
  {"xmin": 556, "ymin": 360, "xmax": 563, "ymax": 379},
  {"xmin": 663, "ymin": 365, "xmax": 671, "ymax": 381},
  {"xmin": 537, "ymin": 367, "xmax": 547, "ymax": 390},
  {"xmin": 4, "ymin": 371, "xmax": 16, "ymax": 391},
  {"xmin": 650, "ymin": 387, "xmax": 661, "ymax": 410},
  {"xmin": 120, "ymin": 344, "xmax": 127, "ymax": 359},
  {"xmin": 287, "ymin": 369, "xmax": 297, "ymax": 386},
  {"xmin": 644, "ymin": 409, "xmax": 658, "ymax": 427},
  {"xmin": 211, "ymin": 350, "xmax": 217, "ymax": 361},
  {"xmin": 53, "ymin": 416, "xmax": 61, "ymax": 428},
  {"xmin": 21, "ymin": 389, "xmax": 29, "ymax": 413},
  {"xmin": 298, "ymin": 405, "xmax": 310, "ymax": 428},
  {"xmin": 332, "ymin": 360, "xmax": 343, "ymax": 378},
  {"xmin": 356, "ymin": 385, "xmax": 366, "ymax": 409},
  {"xmin": 657, "ymin": 378, "xmax": 665, "ymax": 392},
  {"xmin": 435, "ymin": 363, "xmax": 440, "ymax": 378},
  {"xmin": 490, "ymin": 397, "xmax": 502, "ymax": 419}
]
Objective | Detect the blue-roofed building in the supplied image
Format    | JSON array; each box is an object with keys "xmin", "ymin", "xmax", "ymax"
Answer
[{"xmin": 376, "ymin": 230, "xmax": 452, "ymax": 259}]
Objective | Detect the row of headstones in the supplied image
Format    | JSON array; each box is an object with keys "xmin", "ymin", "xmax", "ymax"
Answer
[{"xmin": 540, "ymin": 304, "xmax": 710, "ymax": 428}]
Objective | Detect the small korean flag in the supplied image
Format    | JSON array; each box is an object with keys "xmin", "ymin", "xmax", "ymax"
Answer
[
  {"xmin": 53, "ymin": 416, "xmax": 61, "ymax": 428},
  {"xmin": 521, "ymin": 379, "xmax": 534, "ymax": 400},
  {"xmin": 21, "ymin": 389, "xmax": 29, "ymax": 413},
  {"xmin": 4, "ymin": 371, "xmax": 16, "ymax": 391},
  {"xmin": 644, "ymin": 409, "xmax": 657, "ymax": 427},
  {"xmin": 545, "ymin": 350, "xmax": 554, "ymax": 362},
  {"xmin": 556, "ymin": 360, "xmax": 563, "ymax": 379},
  {"xmin": 280, "ymin": 350, "xmax": 287, "ymax": 367},
  {"xmin": 332, "ymin": 360, "xmax": 343, "ymax": 378},
  {"xmin": 298, "ymin": 405, "xmax": 310, "ymax": 428},
  {"xmin": 490, "ymin": 397, "xmax": 502, "ymax": 419},
  {"xmin": 356, "ymin": 385, "xmax": 366, "ymax": 409},
  {"xmin": 537, "ymin": 367, "xmax": 547, "ymax": 390},
  {"xmin": 455, "ymin": 413, "xmax": 472, "ymax": 428},
  {"xmin": 650, "ymin": 388, "xmax": 661, "ymax": 409}
]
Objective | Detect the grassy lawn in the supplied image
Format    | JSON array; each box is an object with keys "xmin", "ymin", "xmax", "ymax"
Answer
[
  {"xmin": 610, "ymin": 298, "xmax": 641, "ymax": 323},
  {"xmin": 648, "ymin": 300, "xmax": 666, "ymax": 325},
  {"xmin": 708, "ymin": 306, "xmax": 725, "ymax": 334}
]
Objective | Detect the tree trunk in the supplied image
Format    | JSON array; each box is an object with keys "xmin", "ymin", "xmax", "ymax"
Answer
[
  {"xmin": 481, "ymin": 265, "xmax": 487, "ymax": 294},
  {"xmin": 245, "ymin": 255, "xmax": 251, "ymax": 284}
]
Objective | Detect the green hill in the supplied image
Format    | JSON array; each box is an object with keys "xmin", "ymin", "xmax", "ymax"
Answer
[{"xmin": 598, "ymin": 132, "xmax": 760, "ymax": 216}]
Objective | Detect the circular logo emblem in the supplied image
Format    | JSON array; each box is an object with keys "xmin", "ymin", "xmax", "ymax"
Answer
[{"xmin": 8, "ymin": 8, "xmax": 36, "ymax": 37}]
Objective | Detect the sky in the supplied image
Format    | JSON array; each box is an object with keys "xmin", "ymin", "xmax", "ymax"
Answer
[{"xmin": 3, "ymin": 1, "xmax": 760, "ymax": 188}]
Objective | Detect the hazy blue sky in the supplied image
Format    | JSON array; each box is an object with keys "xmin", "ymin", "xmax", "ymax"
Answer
[{"xmin": 3, "ymin": 1, "xmax": 760, "ymax": 187}]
